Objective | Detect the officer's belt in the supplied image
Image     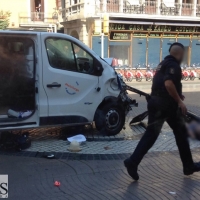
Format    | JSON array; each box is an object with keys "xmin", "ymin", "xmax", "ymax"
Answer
[{"xmin": 151, "ymin": 90, "xmax": 170, "ymax": 98}]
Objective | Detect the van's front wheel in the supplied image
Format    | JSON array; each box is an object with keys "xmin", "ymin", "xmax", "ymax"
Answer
[{"xmin": 94, "ymin": 103, "xmax": 125, "ymax": 136}]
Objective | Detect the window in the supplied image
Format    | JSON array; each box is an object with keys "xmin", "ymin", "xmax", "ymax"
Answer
[
  {"xmin": 46, "ymin": 38, "xmax": 94, "ymax": 74},
  {"xmin": 72, "ymin": 43, "xmax": 94, "ymax": 74},
  {"xmin": 46, "ymin": 38, "xmax": 77, "ymax": 72}
]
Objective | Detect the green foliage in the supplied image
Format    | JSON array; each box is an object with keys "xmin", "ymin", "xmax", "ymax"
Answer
[{"xmin": 0, "ymin": 10, "xmax": 11, "ymax": 30}]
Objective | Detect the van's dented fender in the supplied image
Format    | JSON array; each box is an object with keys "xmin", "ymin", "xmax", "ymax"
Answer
[{"xmin": 96, "ymin": 95, "xmax": 125, "ymax": 111}]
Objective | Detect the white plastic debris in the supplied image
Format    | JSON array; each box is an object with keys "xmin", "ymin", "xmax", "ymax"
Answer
[
  {"xmin": 67, "ymin": 134, "xmax": 86, "ymax": 143},
  {"xmin": 169, "ymin": 191, "xmax": 176, "ymax": 195},
  {"xmin": 68, "ymin": 140, "xmax": 81, "ymax": 152}
]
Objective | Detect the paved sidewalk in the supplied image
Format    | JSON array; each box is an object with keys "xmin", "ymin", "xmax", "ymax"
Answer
[{"xmin": 2, "ymin": 149, "xmax": 200, "ymax": 200}]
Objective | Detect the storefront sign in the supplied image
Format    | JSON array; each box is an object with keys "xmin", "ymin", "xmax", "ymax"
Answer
[
  {"xmin": 109, "ymin": 23, "xmax": 199, "ymax": 33},
  {"xmin": 110, "ymin": 32, "xmax": 131, "ymax": 40}
]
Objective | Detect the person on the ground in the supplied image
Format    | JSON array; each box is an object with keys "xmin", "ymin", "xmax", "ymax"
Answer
[
  {"xmin": 124, "ymin": 42, "xmax": 200, "ymax": 181},
  {"xmin": 187, "ymin": 120, "xmax": 200, "ymax": 140}
]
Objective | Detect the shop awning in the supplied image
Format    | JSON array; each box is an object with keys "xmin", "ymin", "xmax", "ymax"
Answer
[{"xmin": 109, "ymin": 20, "xmax": 200, "ymax": 27}]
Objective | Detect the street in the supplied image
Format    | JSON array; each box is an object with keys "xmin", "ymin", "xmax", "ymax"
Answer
[{"xmin": 0, "ymin": 80, "xmax": 200, "ymax": 199}]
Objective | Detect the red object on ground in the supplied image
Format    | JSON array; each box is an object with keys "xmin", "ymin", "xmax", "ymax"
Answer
[{"xmin": 54, "ymin": 181, "xmax": 61, "ymax": 186}]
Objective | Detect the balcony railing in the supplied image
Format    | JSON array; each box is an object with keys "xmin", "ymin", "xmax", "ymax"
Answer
[
  {"xmin": 123, "ymin": 1, "xmax": 156, "ymax": 14},
  {"xmin": 197, "ymin": 4, "xmax": 200, "ymax": 17},
  {"xmin": 19, "ymin": 12, "xmax": 57, "ymax": 24},
  {"xmin": 160, "ymin": 3, "xmax": 181, "ymax": 16},
  {"xmin": 182, "ymin": 3, "xmax": 193, "ymax": 16},
  {"xmin": 61, "ymin": 1, "xmax": 199, "ymax": 20}
]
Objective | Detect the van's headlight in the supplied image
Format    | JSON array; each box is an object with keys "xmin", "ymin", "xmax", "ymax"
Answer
[{"xmin": 110, "ymin": 77, "xmax": 120, "ymax": 91}]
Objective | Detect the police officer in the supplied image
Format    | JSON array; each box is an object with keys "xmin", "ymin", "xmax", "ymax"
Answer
[{"xmin": 124, "ymin": 42, "xmax": 200, "ymax": 181}]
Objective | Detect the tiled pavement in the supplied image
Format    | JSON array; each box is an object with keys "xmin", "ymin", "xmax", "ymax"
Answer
[{"xmin": 2, "ymin": 149, "xmax": 200, "ymax": 200}]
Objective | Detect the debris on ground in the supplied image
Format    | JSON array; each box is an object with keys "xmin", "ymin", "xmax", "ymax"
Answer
[
  {"xmin": 68, "ymin": 141, "xmax": 81, "ymax": 152},
  {"xmin": 104, "ymin": 146, "xmax": 112, "ymax": 150},
  {"xmin": 169, "ymin": 191, "xmax": 176, "ymax": 195},
  {"xmin": 54, "ymin": 181, "xmax": 61, "ymax": 187},
  {"xmin": 67, "ymin": 134, "xmax": 86, "ymax": 143}
]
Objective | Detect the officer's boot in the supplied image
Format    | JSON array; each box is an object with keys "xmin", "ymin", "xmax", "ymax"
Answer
[
  {"xmin": 183, "ymin": 162, "xmax": 200, "ymax": 175},
  {"xmin": 124, "ymin": 158, "xmax": 139, "ymax": 180}
]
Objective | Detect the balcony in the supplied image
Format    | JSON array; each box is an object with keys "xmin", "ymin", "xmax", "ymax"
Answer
[
  {"xmin": 61, "ymin": 0, "xmax": 200, "ymax": 21},
  {"xmin": 182, "ymin": 3, "xmax": 193, "ymax": 16},
  {"xmin": 19, "ymin": 12, "xmax": 58, "ymax": 26},
  {"xmin": 61, "ymin": 2, "xmax": 86, "ymax": 21},
  {"xmin": 123, "ymin": 1, "xmax": 156, "ymax": 15}
]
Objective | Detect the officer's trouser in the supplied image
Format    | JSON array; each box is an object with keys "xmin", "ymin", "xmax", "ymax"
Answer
[{"xmin": 130, "ymin": 96, "xmax": 194, "ymax": 168}]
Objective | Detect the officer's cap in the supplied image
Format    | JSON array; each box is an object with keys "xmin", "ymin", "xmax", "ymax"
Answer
[{"xmin": 169, "ymin": 42, "xmax": 185, "ymax": 52}]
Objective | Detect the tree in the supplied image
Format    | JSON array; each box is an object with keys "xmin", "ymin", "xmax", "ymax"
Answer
[{"xmin": 0, "ymin": 11, "xmax": 11, "ymax": 30}]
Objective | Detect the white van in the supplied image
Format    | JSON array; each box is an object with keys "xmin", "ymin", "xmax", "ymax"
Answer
[{"xmin": 0, "ymin": 31, "xmax": 135, "ymax": 136}]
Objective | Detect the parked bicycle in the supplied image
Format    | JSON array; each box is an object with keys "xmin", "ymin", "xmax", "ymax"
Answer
[
  {"xmin": 134, "ymin": 64, "xmax": 143, "ymax": 82},
  {"xmin": 120, "ymin": 66, "xmax": 134, "ymax": 82},
  {"xmin": 144, "ymin": 64, "xmax": 154, "ymax": 82},
  {"xmin": 189, "ymin": 64, "xmax": 199, "ymax": 81},
  {"xmin": 181, "ymin": 64, "xmax": 190, "ymax": 81}
]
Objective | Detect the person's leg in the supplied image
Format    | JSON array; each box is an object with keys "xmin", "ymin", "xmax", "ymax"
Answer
[
  {"xmin": 124, "ymin": 98, "xmax": 166, "ymax": 180},
  {"xmin": 129, "ymin": 107, "xmax": 165, "ymax": 165},
  {"xmin": 167, "ymin": 109, "xmax": 194, "ymax": 169}
]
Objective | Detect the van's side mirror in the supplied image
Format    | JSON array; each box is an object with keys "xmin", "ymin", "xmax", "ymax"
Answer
[{"xmin": 94, "ymin": 59, "xmax": 103, "ymax": 76}]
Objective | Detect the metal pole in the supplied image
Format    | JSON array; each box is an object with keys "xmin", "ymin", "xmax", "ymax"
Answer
[
  {"xmin": 160, "ymin": 34, "xmax": 163, "ymax": 62},
  {"xmin": 101, "ymin": 33, "xmax": 104, "ymax": 58},
  {"xmin": 188, "ymin": 34, "xmax": 192, "ymax": 66},
  {"xmin": 54, "ymin": 24, "xmax": 57, "ymax": 33},
  {"xmin": 146, "ymin": 34, "xmax": 149, "ymax": 67},
  {"xmin": 101, "ymin": 14, "xmax": 104, "ymax": 58}
]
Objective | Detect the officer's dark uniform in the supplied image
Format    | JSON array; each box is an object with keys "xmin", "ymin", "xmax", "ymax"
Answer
[{"xmin": 130, "ymin": 55, "xmax": 194, "ymax": 169}]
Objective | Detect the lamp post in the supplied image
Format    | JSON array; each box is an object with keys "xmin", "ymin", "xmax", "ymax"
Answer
[{"xmin": 100, "ymin": 14, "xmax": 104, "ymax": 58}]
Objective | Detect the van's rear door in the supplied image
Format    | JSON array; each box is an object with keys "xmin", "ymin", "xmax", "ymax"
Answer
[{"xmin": 0, "ymin": 32, "xmax": 41, "ymax": 130}]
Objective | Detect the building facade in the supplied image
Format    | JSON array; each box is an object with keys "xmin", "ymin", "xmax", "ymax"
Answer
[
  {"xmin": 1, "ymin": 0, "xmax": 63, "ymax": 32},
  {"xmin": 61, "ymin": 0, "xmax": 200, "ymax": 67}
]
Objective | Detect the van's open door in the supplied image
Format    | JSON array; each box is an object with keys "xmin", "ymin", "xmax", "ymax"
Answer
[{"xmin": 0, "ymin": 32, "xmax": 39, "ymax": 129}]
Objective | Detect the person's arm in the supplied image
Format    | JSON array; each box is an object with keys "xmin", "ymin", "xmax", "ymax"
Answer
[
  {"xmin": 165, "ymin": 80, "xmax": 187, "ymax": 115},
  {"xmin": 165, "ymin": 80, "xmax": 182, "ymax": 103}
]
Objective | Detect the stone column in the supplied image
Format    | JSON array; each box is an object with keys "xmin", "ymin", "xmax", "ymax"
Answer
[
  {"xmin": 156, "ymin": 0, "xmax": 161, "ymax": 15},
  {"xmin": 80, "ymin": 23, "xmax": 89, "ymax": 46},
  {"xmin": 177, "ymin": 0, "xmax": 182, "ymax": 16},
  {"xmin": 103, "ymin": 0, "xmax": 107, "ymax": 12},
  {"xmin": 192, "ymin": 0, "xmax": 197, "ymax": 16},
  {"xmin": 119, "ymin": 0, "xmax": 124, "ymax": 13}
]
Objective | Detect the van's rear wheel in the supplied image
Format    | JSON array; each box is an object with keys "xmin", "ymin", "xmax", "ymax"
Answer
[{"xmin": 94, "ymin": 103, "xmax": 125, "ymax": 136}]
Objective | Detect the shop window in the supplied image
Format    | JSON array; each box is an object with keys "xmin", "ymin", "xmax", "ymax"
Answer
[
  {"xmin": 191, "ymin": 38, "xmax": 200, "ymax": 65},
  {"xmin": 132, "ymin": 38, "xmax": 146, "ymax": 67},
  {"xmin": 110, "ymin": 45, "xmax": 130, "ymax": 66},
  {"xmin": 148, "ymin": 38, "xmax": 160, "ymax": 66},
  {"xmin": 177, "ymin": 38, "xmax": 190, "ymax": 65}
]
